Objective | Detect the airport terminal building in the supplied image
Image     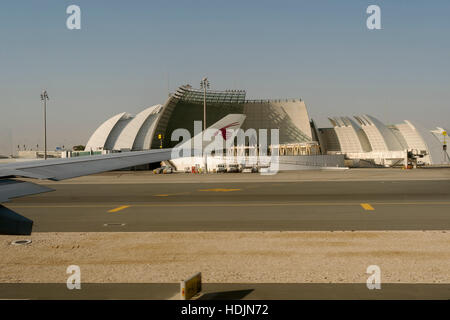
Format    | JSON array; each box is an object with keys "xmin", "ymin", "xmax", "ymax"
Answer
[
  {"xmin": 85, "ymin": 85, "xmax": 313, "ymax": 150},
  {"xmin": 85, "ymin": 84, "xmax": 449, "ymax": 169}
]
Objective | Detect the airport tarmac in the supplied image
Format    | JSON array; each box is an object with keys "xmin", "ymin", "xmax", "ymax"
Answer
[
  {"xmin": 4, "ymin": 169, "xmax": 450, "ymax": 232},
  {"xmin": 1, "ymin": 169, "xmax": 449, "ymax": 299}
]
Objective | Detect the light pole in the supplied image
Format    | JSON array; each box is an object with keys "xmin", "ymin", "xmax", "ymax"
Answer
[
  {"xmin": 200, "ymin": 78, "xmax": 210, "ymax": 173},
  {"xmin": 40, "ymin": 90, "xmax": 49, "ymax": 160},
  {"xmin": 443, "ymin": 130, "xmax": 449, "ymax": 163}
]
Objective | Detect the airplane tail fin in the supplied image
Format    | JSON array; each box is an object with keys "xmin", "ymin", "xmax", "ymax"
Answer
[
  {"xmin": 176, "ymin": 114, "xmax": 246, "ymax": 152},
  {"xmin": 206, "ymin": 114, "xmax": 246, "ymax": 133}
]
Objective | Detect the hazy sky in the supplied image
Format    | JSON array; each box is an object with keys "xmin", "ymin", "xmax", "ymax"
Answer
[{"xmin": 0, "ymin": 0, "xmax": 449, "ymax": 156}]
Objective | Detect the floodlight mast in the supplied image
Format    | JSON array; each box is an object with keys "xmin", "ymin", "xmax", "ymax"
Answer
[
  {"xmin": 200, "ymin": 77, "xmax": 210, "ymax": 131},
  {"xmin": 40, "ymin": 90, "xmax": 49, "ymax": 160},
  {"xmin": 200, "ymin": 78, "xmax": 210, "ymax": 173},
  {"xmin": 443, "ymin": 131, "xmax": 449, "ymax": 163}
]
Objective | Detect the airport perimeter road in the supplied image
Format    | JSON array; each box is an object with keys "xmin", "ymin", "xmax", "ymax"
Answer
[
  {"xmin": 6, "ymin": 170, "xmax": 450, "ymax": 232},
  {"xmin": 1, "ymin": 283, "xmax": 449, "ymax": 300}
]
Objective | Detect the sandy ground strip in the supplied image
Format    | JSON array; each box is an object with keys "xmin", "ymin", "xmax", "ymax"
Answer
[{"xmin": 1, "ymin": 231, "xmax": 449, "ymax": 284}]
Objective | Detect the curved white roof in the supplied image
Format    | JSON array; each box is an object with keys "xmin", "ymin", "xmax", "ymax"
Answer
[
  {"xmin": 405, "ymin": 120, "xmax": 444, "ymax": 164},
  {"xmin": 111, "ymin": 105, "xmax": 162, "ymax": 151},
  {"xmin": 329, "ymin": 116, "xmax": 371, "ymax": 153},
  {"xmin": 85, "ymin": 112, "xmax": 128, "ymax": 151},
  {"xmin": 355, "ymin": 115, "xmax": 403, "ymax": 152},
  {"xmin": 395, "ymin": 121, "xmax": 427, "ymax": 151}
]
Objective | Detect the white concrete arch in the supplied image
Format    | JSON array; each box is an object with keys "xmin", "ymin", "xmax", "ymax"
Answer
[
  {"xmin": 329, "ymin": 116, "xmax": 371, "ymax": 153},
  {"xmin": 85, "ymin": 112, "xmax": 128, "ymax": 151},
  {"xmin": 356, "ymin": 115, "xmax": 403, "ymax": 152},
  {"xmin": 404, "ymin": 120, "xmax": 445, "ymax": 164},
  {"xmin": 112, "ymin": 105, "xmax": 163, "ymax": 151}
]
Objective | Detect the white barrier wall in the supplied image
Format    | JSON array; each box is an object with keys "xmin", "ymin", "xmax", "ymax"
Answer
[{"xmin": 170, "ymin": 154, "xmax": 345, "ymax": 172}]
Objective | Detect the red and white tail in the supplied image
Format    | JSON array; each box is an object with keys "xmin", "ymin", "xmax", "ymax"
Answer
[{"xmin": 177, "ymin": 114, "xmax": 246, "ymax": 151}]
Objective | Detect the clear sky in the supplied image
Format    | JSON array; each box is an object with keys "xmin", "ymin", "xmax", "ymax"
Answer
[{"xmin": 0, "ymin": 0, "xmax": 449, "ymax": 156}]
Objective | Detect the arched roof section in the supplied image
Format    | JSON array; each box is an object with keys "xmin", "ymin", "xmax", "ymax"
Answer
[
  {"xmin": 355, "ymin": 115, "xmax": 403, "ymax": 152},
  {"xmin": 85, "ymin": 112, "xmax": 127, "ymax": 151},
  {"xmin": 329, "ymin": 116, "xmax": 371, "ymax": 153},
  {"xmin": 405, "ymin": 120, "xmax": 444, "ymax": 164},
  {"xmin": 394, "ymin": 121, "xmax": 427, "ymax": 151},
  {"xmin": 112, "ymin": 105, "xmax": 162, "ymax": 151},
  {"xmin": 133, "ymin": 105, "xmax": 163, "ymax": 150}
]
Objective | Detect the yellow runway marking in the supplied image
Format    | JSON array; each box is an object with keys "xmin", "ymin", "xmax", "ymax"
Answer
[
  {"xmin": 360, "ymin": 203, "xmax": 375, "ymax": 211},
  {"xmin": 108, "ymin": 205, "xmax": 130, "ymax": 213},
  {"xmin": 198, "ymin": 188, "xmax": 241, "ymax": 192}
]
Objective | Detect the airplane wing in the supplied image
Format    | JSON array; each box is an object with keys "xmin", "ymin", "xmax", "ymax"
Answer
[
  {"xmin": 0, "ymin": 179, "xmax": 54, "ymax": 203},
  {"xmin": 0, "ymin": 114, "xmax": 246, "ymax": 235},
  {"xmin": 0, "ymin": 114, "xmax": 246, "ymax": 183}
]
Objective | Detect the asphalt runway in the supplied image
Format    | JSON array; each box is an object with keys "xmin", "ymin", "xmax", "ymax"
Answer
[{"xmin": 6, "ymin": 179, "xmax": 450, "ymax": 232}]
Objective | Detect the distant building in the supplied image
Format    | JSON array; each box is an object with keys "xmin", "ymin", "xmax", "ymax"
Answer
[
  {"xmin": 17, "ymin": 150, "xmax": 62, "ymax": 159},
  {"xmin": 319, "ymin": 116, "xmax": 448, "ymax": 166}
]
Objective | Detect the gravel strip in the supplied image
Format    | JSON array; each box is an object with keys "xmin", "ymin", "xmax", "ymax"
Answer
[{"xmin": 1, "ymin": 231, "xmax": 449, "ymax": 283}]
